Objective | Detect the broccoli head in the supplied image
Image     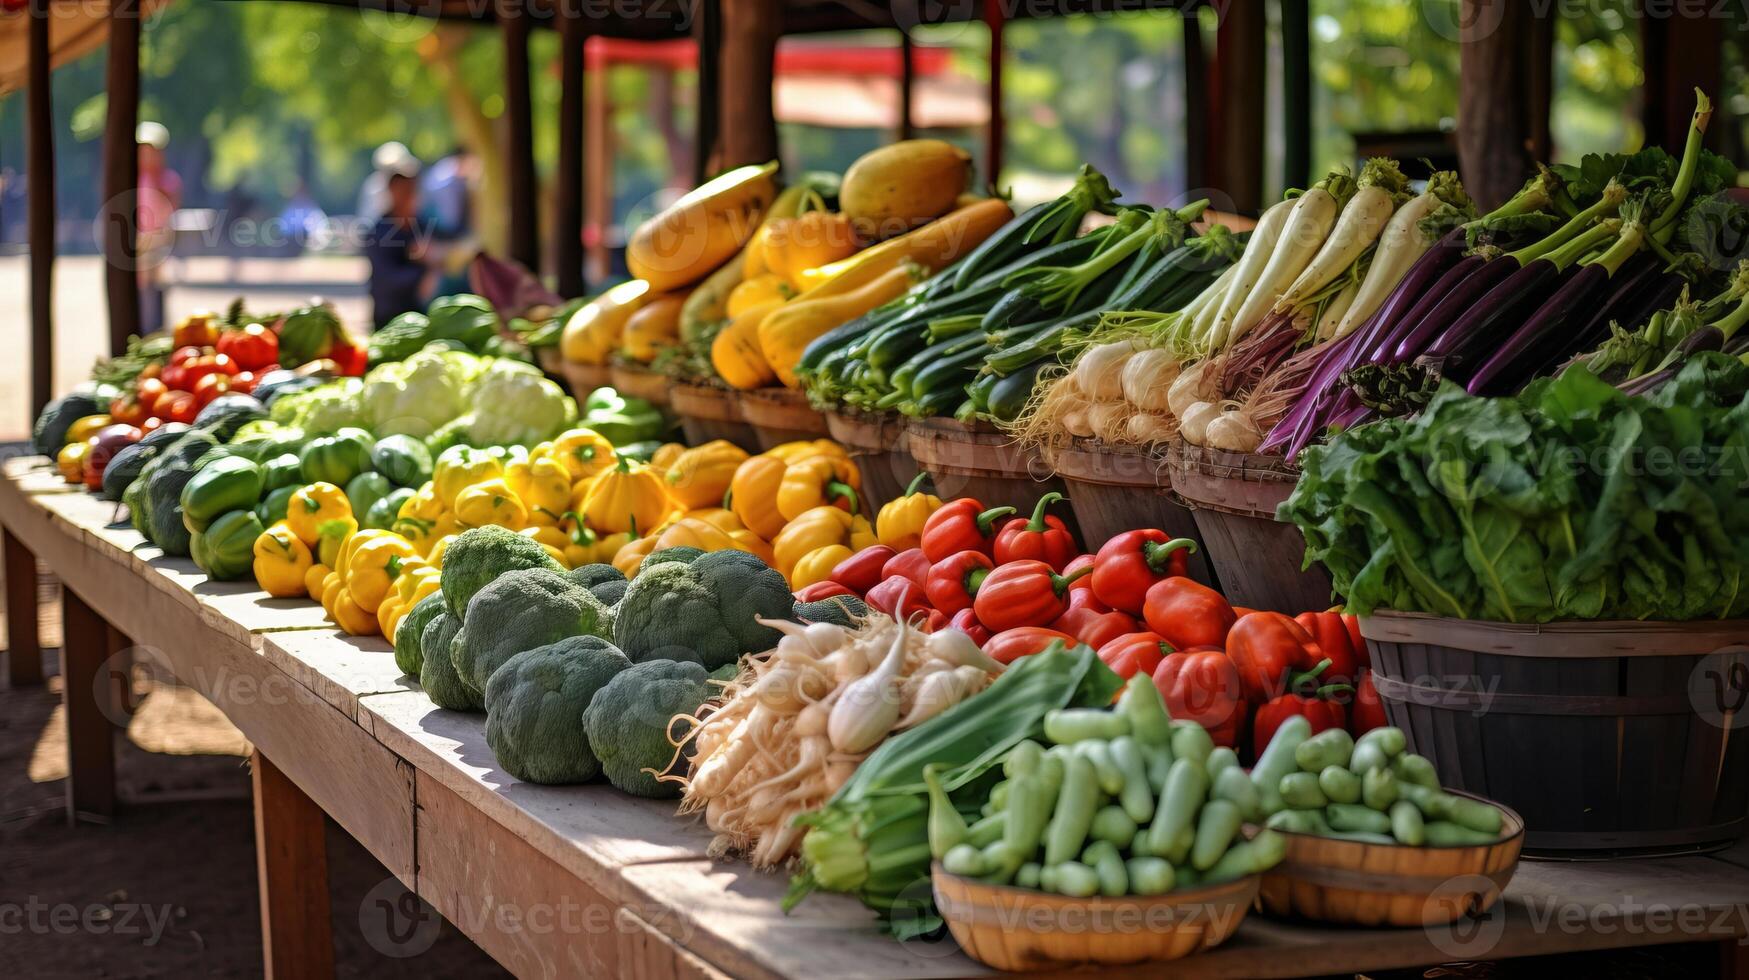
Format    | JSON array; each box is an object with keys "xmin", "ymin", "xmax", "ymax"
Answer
[
  {"xmin": 393, "ymin": 591, "xmax": 448, "ymax": 677},
  {"xmin": 565, "ymin": 563, "xmax": 626, "ymax": 590},
  {"xmin": 419, "ymin": 611, "xmax": 482, "ymax": 712},
  {"xmin": 484, "ymin": 635, "xmax": 631, "ymax": 784},
  {"xmin": 612, "ymin": 550, "xmax": 793, "ymax": 668},
  {"xmin": 793, "ymin": 594, "xmax": 869, "ymax": 628},
  {"xmin": 640, "ymin": 546, "xmax": 705, "ymax": 572},
  {"xmin": 441, "ymin": 525, "xmax": 563, "ymax": 619},
  {"xmin": 590, "ymin": 578, "xmax": 628, "ymax": 607},
  {"xmin": 581, "ymin": 659, "xmax": 715, "ymax": 798},
  {"xmin": 453, "ymin": 568, "xmax": 612, "ymax": 695}
]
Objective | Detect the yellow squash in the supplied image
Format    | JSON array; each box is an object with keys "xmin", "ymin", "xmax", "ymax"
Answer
[
  {"xmin": 803, "ymin": 198, "xmax": 1013, "ymax": 302},
  {"xmin": 840, "ymin": 139, "xmax": 972, "ymax": 241},
  {"xmin": 762, "ymin": 210, "xmax": 860, "ymax": 285},
  {"xmin": 627, "ymin": 161, "xmax": 779, "ymax": 292},
  {"xmin": 727, "ymin": 273, "xmax": 794, "ymax": 317},
  {"xmin": 759, "ymin": 264, "xmax": 916, "ymax": 387},
  {"xmin": 562, "ymin": 279, "xmax": 654, "ymax": 365},
  {"xmin": 579, "ymin": 456, "xmax": 671, "ymax": 536},
  {"xmin": 619, "ymin": 292, "xmax": 687, "ymax": 363},
  {"xmin": 710, "ymin": 300, "xmax": 780, "ymax": 390}
]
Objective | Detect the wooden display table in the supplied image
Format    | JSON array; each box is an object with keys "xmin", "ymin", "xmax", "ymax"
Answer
[{"xmin": 4, "ymin": 456, "xmax": 1748, "ymax": 979}]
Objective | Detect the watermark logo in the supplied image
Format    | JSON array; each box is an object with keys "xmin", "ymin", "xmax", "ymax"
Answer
[
  {"xmin": 1422, "ymin": 874, "xmax": 1508, "ymax": 958},
  {"xmin": 1689, "ymin": 644, "xmax": 1749, "ymax": 730},
  {"xmin": 0, "ymin": 897, "xmax": 177, "ymax": 946},
  {"xmin": 359, "ymin": 877, "xmax": 443, "ymax": 958}
]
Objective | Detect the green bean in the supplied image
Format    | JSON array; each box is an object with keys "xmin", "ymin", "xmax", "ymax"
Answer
[
  {"xmin": 1391, "ymin": 752, "xmax": 1440, "ymax": 788},
  {"xmin": 1362, "ymin": 766, "xmax": 1399, "ymax": 811},
  {"xmin": 1348, "ymin": 740, "xmax": 1391, "ymax": 777},
  {"xmin": 1170, "ymin": 721, "xmax": 1215, "ymax": 765},
  {"xmin": 967, "ymin": 811, "xmax": 1006, "ymax": 848},
  {"xmin": 1015, "ymin": 862, "xmax": 1042, "ymax": 889},
  {"xmin": 1205, "ymin": 746, "xmax": 1240, "ymax": 779},
  {"xmin": 1355, "ymin": 726, "xmax": 1406, "ymax": 758},
  {"xmin": 1266, "ymin": 808, "xmax": 1332, "ymax": 835},
  {"xmin": 1326, "ymin": 803, "xmax": 1393, "ymax": 835},
  {"xmin": 1252, "ymin": 715, "xmax": 1312, "ymax": 814},
  {"xmin": 1145, "ymin": 758, "xmax": 1209, "ymax": 860},
  {"xmin": 1424, "ymin": 821, "xmax": 1502, "ymax": 846},
  {"xmin": 1077, "ymin": 740, "xmax": 1125, "ymax": 796},
  {"xmin": 1004, "ymin": 739, "xmax": 1044, "ymax": 778},
  {"xmin": 1211, "ymin": 766, "xmax": 1263, "ymax": 822},
  {"xmin": 1202, "ymin": 829, "xmax": 1288, "ymax": 884},
  {"xmin": 1118, "ymin": 673, "xmax": 1173, "ymax": 747},
  {"xmin": 942, "ymin": 843, "xmax": 986, "ymax": 877},
  {"xmin": 1390, "ymin": 800, "xmax": 1425, "ymax": 845},
  {"xmin": 1083, "ymin": 840, "xmax": 1128, "ymax": 897},
  {"xmin": 1048, "ymin": 860, "xmax": 1101, "ymax": 897},
  {"xmin": 1090, "ymin": 804, "xmax": 1138, "ymax": 846}
]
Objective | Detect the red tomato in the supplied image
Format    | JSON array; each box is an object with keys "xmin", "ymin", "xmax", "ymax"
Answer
[
  {"xmin": 181, "ymin": 353, "xmax": 238, "ymax": 386},
  {"xmin": 136, "ymin": 377, "xmax": 168, "ymax": 410},
  {"xmin": 173, "ymin": 315, "xmax": 218, "ymax": 349},
  {"xmin": 108, "ymin": 394, "xmax": 150, "ymax": 427},
  {"xmin": 157, "ymin": 390, "xmax": 199, "ymax": 424},
  {"xmin": 159, "ymin": 364, "xmax": 187, "ymax": 391},
  {"xmin": 191, "ymin": 372, "xmax": 230, "ymax": 406},
  {"xmin": 170, "ymin": 345, "xmax": 204, "ymax": 366},
  {"xmin": 228, "ymin": 371, "xmax": 258, "ymax": 394},
  {"xmin": 216, "ymin": 323, "xmax": 279, "ymax": 371},
  {"xmin": 328, "ymin": 341, "xmax": 368, "ymax": 377},
  {"xmin": 139, "ymin": 416, "xmax": 163, "ymax": 433}
]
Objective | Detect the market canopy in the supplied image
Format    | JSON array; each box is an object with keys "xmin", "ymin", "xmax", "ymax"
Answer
[{"xmin": 0, "ymin": 0, "xmax": 168, "ymax": 96}]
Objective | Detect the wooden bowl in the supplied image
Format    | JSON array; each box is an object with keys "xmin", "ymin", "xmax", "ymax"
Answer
[
  {"xmin": 933, "ymin": 865, "xmax": 1257, "ymax": 972},
  {"xmin": 609, "ymin": 362, "xmax": 672, "ymax": 407},
  {"xmin": 670, "ymin": 379, "xmax": 760, "ymax": 452},
  {"xmin": 1258, "ymin": 794, "xmax": 1525, "ymax": 927},
  {"xmin": 739, "ymin": 386, "xmax": 830, "ymax": 450},
  {"xmin": 558, "ymin": 360, "xmax": 613, "ymax": 399}
]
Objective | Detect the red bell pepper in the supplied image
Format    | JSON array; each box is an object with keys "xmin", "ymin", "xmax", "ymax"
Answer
[
  {"xmin": 1344, "ymin": 613, "xmax": 1367, "ymax": 668},
  {"xmin": 983, "ymin": 627, "xmax": 1076, "ymax": 665},
  {"xmin": 973, "ymin": 560, "xmax": 1092, "ymax": 633},
  {"xmin": 1097, "ymin": 631, "xmax": 1173, "ymax": 681},
  {"xmin": 924, "ymin": 550, "xmax": 993, "ymax": 615},
  {"xmin": 865, "ymin": 576, "xmax": 930, "ymax": 622},
  {"xmin": 1151, "ymin": 646, "xmax": 1248, "ymax": 747},
  {"xmin": 1141, "ymin": 577, "xmax": 1236, "ymax": 652},
  {"xmin": 920, "ymin": 498, "xmax": 1016, "ymax": 562},
  {"xmin": 1348, "ymin": 670, "xmax": 1390, "ymax": 736},
  {"xmin": 328, "ymin": 340, "xmax": 368, "ymax": 377},
  {"xmin": 1253, "ymin": 662, "xmax": 1349, "ymax": 751},
  {"xmin": 881, "ymin": 547, "xmax": 932, "ymax": 589},
  {"xmin": 795, "ymin": 580, "xmax": 855, "ymax": 602},
  {"xmin": 948, "ymin": 608, "xmax": 992, "ymax": 646},
  {"xmin": 1293, "ymin": 610, "xmax": 1363, "ymax": 687},
  {"xmin": 1226, "ymin": 611, "xmax": 1324, "ymax": 705},
  {"xmin": 215, "ymin": 322, "xmax": 279, "ymax": 371},
  {"xmin": 1090, "ymin": 530, "xmax": 1199, "ymax": 614},
  {"xmin": 921, "ymin": 609, "xmax": 949, "ymax": 633},
  {"xmin": 1051, "ymin": 606, "xmax": 1137, "ymax": 651},
  {"xmin": 830, "ymin": 544, "xmax": 896, "ymax": 594},
  {"xmin": 992, "ymin": 492, "xmax": 1078, "ymax": 570}
]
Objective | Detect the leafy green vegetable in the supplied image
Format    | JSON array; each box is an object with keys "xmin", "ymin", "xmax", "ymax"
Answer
[{"xmin": 1281, "ymin": 354, "xmax": 1749, "ymax": 622}]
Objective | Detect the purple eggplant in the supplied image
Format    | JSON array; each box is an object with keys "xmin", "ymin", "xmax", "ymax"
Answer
[
  {"xmin": 1390, "ymin": 259, "xmax": 1518, "ymax": 362},
  {"xmin": 1417, "ymin": 259, "xmax": 1567, "ymax": 367},
  {"xmin": 1577, "ymin": 271, "xmax": 1683, "ymax": 353},
  {"xmin": 1464, "ymin": 262, "xmax": 1616, "ymax": 394}
]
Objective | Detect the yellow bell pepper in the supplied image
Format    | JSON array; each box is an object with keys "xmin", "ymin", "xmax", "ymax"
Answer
[
  {"xmin": 728, "ymin": 529, "xmax": 776, "ymax": 565},
  {"xmin": 654, "ymin": 517, "xmax": 740, "ymax": 554},
  {"xmin": 432, "ymin": 446, "xmax": 504, "ymax": 510},
  {"xmin": 315, "ymin": 518, "xmax": 358, "ymax": 570},
  {"xmin": 650, "ymin": 441, "xmax": 687, "ymax": 474},
  {"xmin": 428, "ymin": 534, "xmax": 459, "ymax": 567},
  {"xmin": 765, "ymin": 439, "xmax": 848, "ymax": 464},
  {"xmin": 662, "ymin": 440, "xmax": 749, "ymax": 510},
  {"xmin": 521, "ymin": 524, "xmax": 571, "ymax": 553},
  {"xmin": 330, "ymin": 588, "xmax": 380, "ymax": 636},
  {"xmin": 506, "ymin": 455, "xmax": 572, "ymax": 523},
  {"xmin": 790, "ymin": 544, "xmax": 852, "ymax": 589},
  {"xmin": 401, "ymin": 483, "xmax": 445, "ymax": 521},
  {"xmin": 579, "ymin": 456, "xmax": 672, "ymax": 536},
  {"xmin": 304, "ymin": 563, "xmax": 331, "ymax": 599},
  {"xmin": 454, "ymin": 478, "xmax": 528, "ymax": 530},
  {"xmin": 613, "ymin": 535, "xmax": 660, "ymax": 577},
  {"xmin": 344, "ymin": 532, "xmax": 420, "ymax": 614},
  {"xmin": 252, "ymin": 522, "xmax": 313, "ymax": 598},
  {"xmin": 777, "ymin": 454, "xmax": 863, "ymax": 523},
  {"xmin": 285, "ymin": 482, "xmax": 353, "ymax": 548},
  {"xmin": 320, "ymin": 569, "xmax": 343, "ymax": 617},
  {"xmin": 56, "ymin": 441, "xmax": 91, "ymax": 483},
  {"xmin": 728, "ymin": 454, "xmax": 790, "ymax": 541},
  {"xmin": 875, "ymin": 473, "xmax": 945, "ymax": 551},
  {"xmin": 686, "ymin": 507, "xmax": 745, "ymax": 533},
  {"xmin": 549, "ymin": 428, "xmax": 618, "ymax": 483},
  {"xmin": 772, "ymin": 506, "xmax": 876, "ymax": 577}
]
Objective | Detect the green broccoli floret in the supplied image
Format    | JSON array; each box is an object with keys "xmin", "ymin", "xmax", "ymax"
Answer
[
  {"xmin": 484, "ymin": 635, "xmax": 631, "ymax": 784},
  {"xmin": 640, "ymin": 546, "xmax": 705, "ymax": 572},
  {"xmin": 394, "ymin": 591, "xmax": 448, "ymax": 677},
  {"xmin": 452, "ymin": 568, "xmax": 612, "ymax": 695},
  {"xmin": 566, "ymin": 563, "xmax": 626, "ymax": 590},
  {"xmin": 612, "ymin": 550, "xmax": 793, "ymax": 668},
  {"xmin": 590, "ymin": 579, "xmax": 628, "ymax": 606},
  {"xmin": 581, "ymin": 659, "xmax": 715, "ymax": 798},
  {"xmin": 419, "ymin": 612, "xmax": 482, "ymax": 712},
  {"xmin": 441, "ymin": 525, "xmax": 563, "ymax": 619},
  {"xmin": 793, "ymin": 595, "xmax": 869, "ymax": 628}
]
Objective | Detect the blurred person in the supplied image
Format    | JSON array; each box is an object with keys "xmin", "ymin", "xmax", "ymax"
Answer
[
  {"xmin": 422, "ymin": 145, "xmax": 474, "ymax": 237},
  {"xmin": 136, "ymin": 121, "xmax": 182, "ymax": 335},
  {"xmin": 357, "ymin": 140, "xmax": 416, "ymax": 223},
  {"xmin": 279, "ymin": 179, "xmax": 327, "ymax": 252},
  {"xmin": 365, "ymin": 170, "xmax": 432, "ymax": 328}
]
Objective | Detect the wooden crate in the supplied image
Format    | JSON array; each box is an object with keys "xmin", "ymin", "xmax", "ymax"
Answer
[
  {"xmin": 904, "ymin": 417, "xmax": 1071, "ymax": 532},
  {"xmin": 670, "ymin": 379, "xmax": 760, "ymax": 452},
  {"xmin": 609, "ymin": 362, "xmax": 672, "ymax": 407},
  {"xmin": 738, "ymin": 387, "xmax": 830, "ymax": 451},
  {"xmin": 1053, "ymin": 439, "xmax": 1217, "ymax": 585},
  {"xmin": 822, "ymin": 409, "xmax": 914, "ymax": 513}
]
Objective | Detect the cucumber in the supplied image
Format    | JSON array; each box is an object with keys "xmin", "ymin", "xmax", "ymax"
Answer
[
  {"xmin": 910, "ymin": 343, "xmax": 993, "ymax": 401},
  {"xmin": 987, "ymin": 362, "xmax": 1044, "ymax": 422},
  {"xmin": 797, "ymin": 295, "xmax": 917, "ymax": 373},
  {"xmin": 951, "ymin": 199, "xmax": 1054, "ymax": 291}
]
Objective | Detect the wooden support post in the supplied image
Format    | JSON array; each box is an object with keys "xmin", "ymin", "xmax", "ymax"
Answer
[
  {"xmin": 60, "ymin": 588, "xmax": 116, "ymax": 822},
  {"xmin": 554, "ymin": 7, "xmax": 587, "ymax": 298},
  {"xmin": 4, "ymin": 529, "xmax": 42, "ymax": 687},
  {"xmin": 101, "ymin": 0, "xmax": 141, "ymax": 355},
  {"xmin": 983, "ymin": 2, "xmax": 1005, "ymax": 186},
  {"xmin": 252, "ymin": 751, "xmax": 335, "ymax": 979},
  {"xmin": 1209, "ymin": 0, "xmax": 1265, "ymax": 212},
  {"xmin": 28, "ymin": 0, "xmax": 55, "ymax": 420},
  {"xmin": 1181, "ymin": 6, "xmax": 1208, "ymax": 194},
  {"xmin": 897, "ymin": 30, "xmax": 915, "ymax": 142},
  {"xmin": 719, "ymin": 0, "xmax": 781, "ymax": 167},
  {"xmin": 694, "ymin": 0, "xmax": 722, "ymax": 183},
  {"xmin": 1457, "ymin": 0, "xmax": 1553, "ymax": 210},
  {"xmin": 501, "ymin": 0, "xmax": 540, "ymax": 273},
  {"xmin": 1641, "ymin": 5, "xmax": 1723, "ymax": 154},
  {"xmin": 1279, "ymin": 0, "xmax": 1311, "ymax": 193}
]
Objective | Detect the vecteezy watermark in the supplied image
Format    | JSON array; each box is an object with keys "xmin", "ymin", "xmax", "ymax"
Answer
[
  {"xmin": 1424, "ymin": 881, "xmax": 1749, "ymax": 959},
  {"xmin": 1422, "ymin": 0, "xmax": 1749, "ymax": 42},
  {"xmin": 0, "ymin": 897, "xmax": 177, "ymax": 946},
  {"xmin": 357, "ymin": 876, "xmax": 697, "ymax": 958},
  {"xmin": 90, "ymin": 199, "xmax": 442, "ymax": 273},
  {"xmin": 1690, "ymin": 645, "xmax": 1749, "ymax": 730},
  {"xmin": 359, "ymin": 878, "xmax": 443, "ymax": 958}
]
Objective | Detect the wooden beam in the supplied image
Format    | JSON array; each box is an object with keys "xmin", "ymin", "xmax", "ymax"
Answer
[
  {"xmin": 4, "ymin": 529, "xmax": 42, "ymax": 687},
  {"xmin": 983, "ymin": 1, "xmax": 1005, "ymax": 186},
  {"xmin": 1181, "ymin": 6, "xmax": 1207, "ymax": 194},
  {"xmin": 1209, "ymin": 0, "xmax": 1265, "ymax": 212},
  {"xmin": 694, "ymin": 0, "xmax": 722, "ymax": 183},
  {"xmin": 1457, "ymin": 0, "xmax": 1552, "ymax": 210},
  {"xmin": 252, "ymin": 751, "xmax": 336, "ymax": 979},
  {"xmin": 501, "ymin": 0, "xmax": 540, "ymax": 272},
  {"xmin": 101, "ymin": 0, "xmax": 141, "ymax": 355},
  {"xmin": 897, "ymin": 30, "xmax": 915, "ymax": 142},
  {"xmin": 1640, "ymin": 2, "xmax": 1723, "ymax": 154},
  {"xmin": 60, "ymin": 587, "xmax": 116, "ymax": 822},
  {"xmin": 718, "ymin": 0, "xmax": 781, "ymax": 167},
  {"xmin": 28, "ymin": 0, "xmax": 55, "ymax": 419},
  {"xmin": 1279, "ymin": 0, "xmax": 1311, "ymax": 193},
  {"xmin": 554, "ymin": 9, "xmax": 587, "ymax": 297}
]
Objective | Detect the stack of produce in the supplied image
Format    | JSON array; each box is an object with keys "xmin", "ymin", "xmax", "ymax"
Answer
[
  {"xmin": 367, "ymin": 292, "xmax": 531, "ymax": 366},
  {"xmin": 1254, "ymin": 720, "xmax": 1508, "ymax": 847},
  {"xmin": 927, "ymin": 675, "xmax": 1288, "ymax": 898}
]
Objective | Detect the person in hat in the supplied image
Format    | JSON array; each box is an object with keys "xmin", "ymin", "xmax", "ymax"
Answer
[{"xmin": 136, "ymin": 121, "xmax": 181, "ymax": 335}]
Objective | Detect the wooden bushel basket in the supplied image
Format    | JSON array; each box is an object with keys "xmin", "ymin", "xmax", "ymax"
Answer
[
  {"xmin": 1362, "ymin": 611, "xmax": 1749, "ymax": 856},
  {"xmin": 1053, "ymin": 439, "xmax": 1216, "ymax": 583},
  {"xmin": 669, "ymin": 380, "xmax": 759, "ymax": 452},
  {"xmin": 822, "ymin": 409, "xmax": 914, "ymax": 513},
  {"xmin": 608, "ymin": 362, "xmax": 672, "ymax": 407},
  {"xmin": 1164, "ymin": 440, "xmax": 1335, "ymax": 612},
  {"xmin": 738, "ymin": 387, "xmax": 830, "ymax": 451},
  {"xmin": 1260, "ymin": 794, "xmax": 1524, "ymax": 926},
  {"xmin": 934, "ymin": 866, "xmax": 1256, "ymax": 972},
  {"xmin": 904, "ymin": 418, "xmax": 1074, "ymax": 535},
  {"xmin": 557, "ymin": 360, "xmax": 612, "ymax": 400}
]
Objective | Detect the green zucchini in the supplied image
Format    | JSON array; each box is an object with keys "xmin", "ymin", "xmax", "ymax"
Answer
[{"xmin": 987, "ymin": 361, "xmax": 1044, "ymax": 421}]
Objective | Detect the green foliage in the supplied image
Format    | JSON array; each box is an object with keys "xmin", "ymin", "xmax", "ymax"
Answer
[
  {"xmin": 440, "ymin": 525, "xmax": 564, "ymax": 619},
  {"xmin": 451, "ymin": 568, "xmax": 614, "ymax": 695},
  {"xmin": 484, "ymin": 635, "xmax": 632, "ymax": 784},
  {"xmin": 612, "ymin": 551, "xmax": 794, "ymax": 669},
  {"xmin": 581, "ymin": 659, "xmax": 716, "ymax": 798}
]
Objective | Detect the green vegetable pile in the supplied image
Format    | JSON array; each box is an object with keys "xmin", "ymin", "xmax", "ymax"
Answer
[{"xmin": 1281, "ymin": 353, "xmax": 1749, "ymax": 622}]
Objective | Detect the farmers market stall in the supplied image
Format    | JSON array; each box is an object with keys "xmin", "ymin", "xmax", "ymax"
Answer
[{"xmin": 8, "ymin": 457, "xmax": 1749, "ymax": 977}]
